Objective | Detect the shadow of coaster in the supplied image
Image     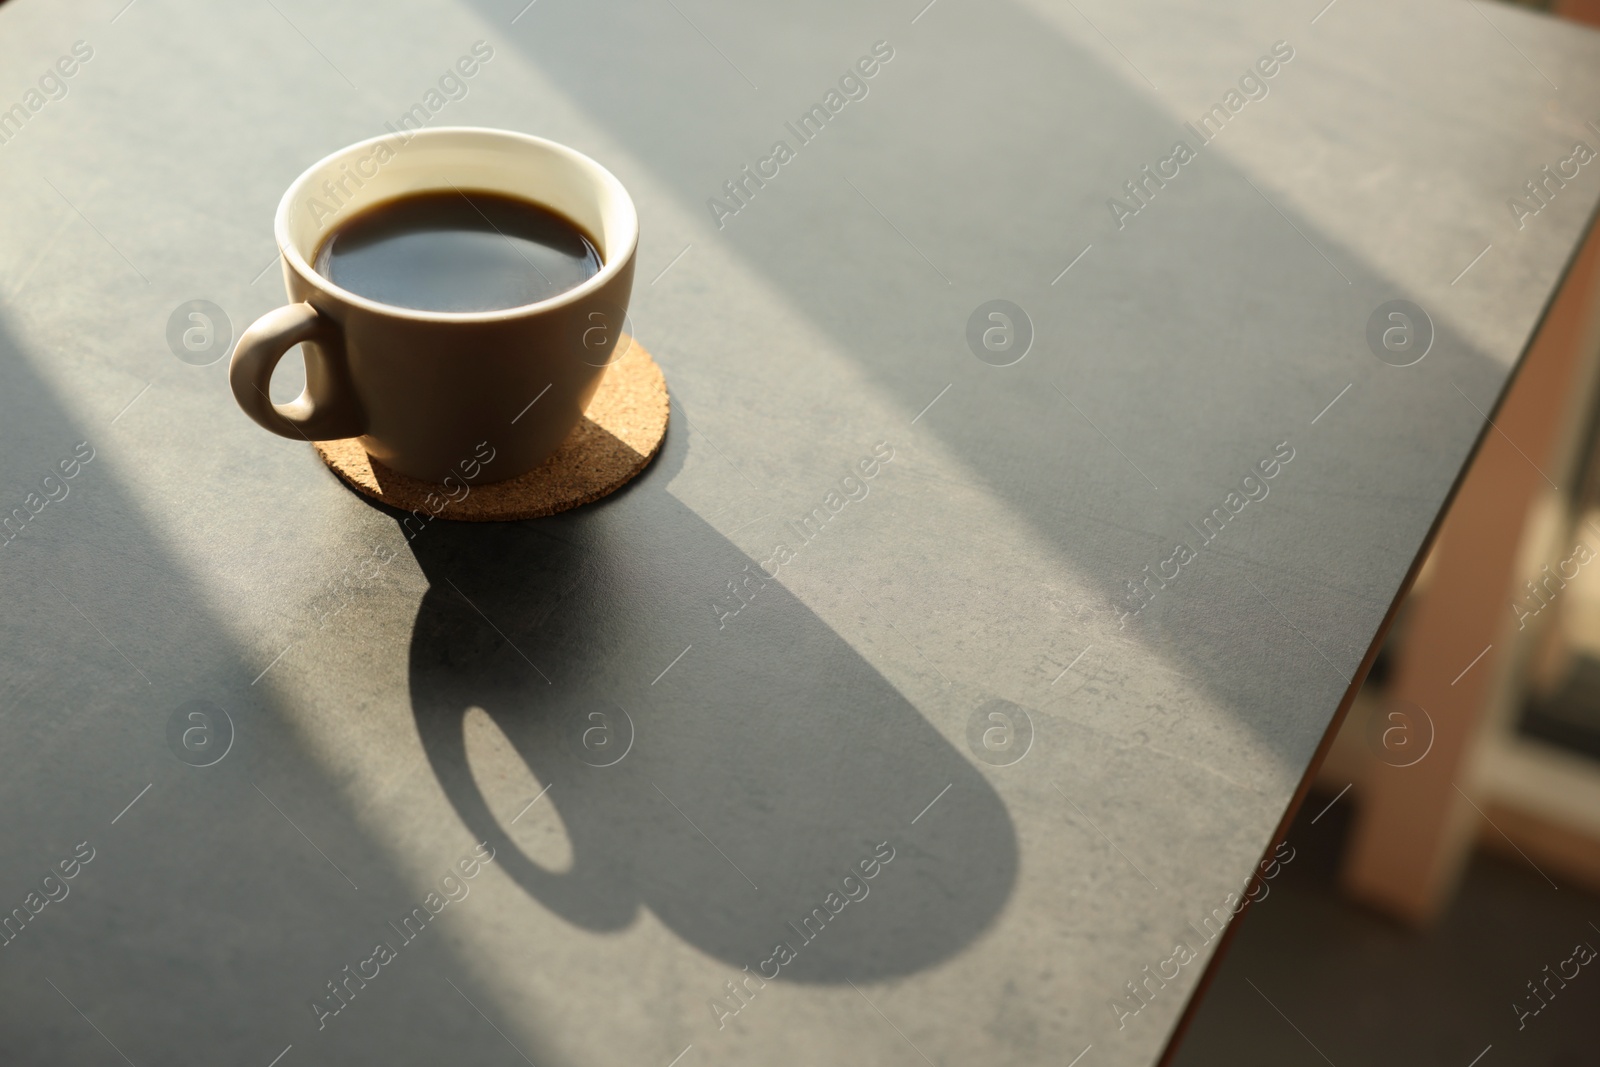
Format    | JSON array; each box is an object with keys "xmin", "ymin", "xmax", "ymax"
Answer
[{"xmin": 314, "ymin": 337, "xmax": 668, "ymax": 521}]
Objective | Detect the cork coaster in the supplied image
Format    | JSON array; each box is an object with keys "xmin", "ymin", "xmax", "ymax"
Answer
[{"xmin": 314, "ymin": 337, "xmax": 667, "ymax": 521}]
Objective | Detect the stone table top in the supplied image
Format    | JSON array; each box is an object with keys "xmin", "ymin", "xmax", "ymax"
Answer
[{"xmin": 1, "ymin": 0, "xmax": 1598, "ymax": 1064}]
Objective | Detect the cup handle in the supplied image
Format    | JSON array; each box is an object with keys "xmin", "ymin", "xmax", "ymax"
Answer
[{"xmin": 229, "ymin": 302, "xmax": 365, "ymax": 441}]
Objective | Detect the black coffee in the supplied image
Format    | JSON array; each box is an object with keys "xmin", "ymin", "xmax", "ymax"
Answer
[{"xmin": 314, "ymin": 189, "xmax": 602, "ymax": 312}]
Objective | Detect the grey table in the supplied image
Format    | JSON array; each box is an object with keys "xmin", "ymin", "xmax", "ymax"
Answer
[{"xmin": 2, "ymin": 0, "xmax": 1598, "ymax": 1064}]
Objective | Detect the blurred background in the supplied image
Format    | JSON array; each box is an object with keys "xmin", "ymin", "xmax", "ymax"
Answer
[{"xmin": 1173, "ymin": 4, "xmax": 1600, "ymax": 1063}]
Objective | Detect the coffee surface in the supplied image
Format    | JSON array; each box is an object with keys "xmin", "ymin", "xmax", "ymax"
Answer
[{"xmin": 315, "ymin": 190, "xmax": 602, "ymax": 312}]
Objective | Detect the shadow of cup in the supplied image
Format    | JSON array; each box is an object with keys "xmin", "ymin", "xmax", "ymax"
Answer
[{"xmin": 401, "ymin": 430, "xmax": 1018, "ymax": 982}]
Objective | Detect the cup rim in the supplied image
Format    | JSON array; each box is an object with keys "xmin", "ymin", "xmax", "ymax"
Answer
[{"xmin": 273, "ymin": 126, "xmax": 638, "ymax": 324}]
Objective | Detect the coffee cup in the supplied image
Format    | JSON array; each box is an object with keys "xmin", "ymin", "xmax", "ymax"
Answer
[{"xmin": 229, "ymin": 127, "xmax": 638, "ymax": 484}]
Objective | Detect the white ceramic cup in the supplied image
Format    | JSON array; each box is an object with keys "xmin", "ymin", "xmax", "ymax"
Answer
[{"xmin": 230, "ymin": 127, "xmax": 638, "ymax": 484}]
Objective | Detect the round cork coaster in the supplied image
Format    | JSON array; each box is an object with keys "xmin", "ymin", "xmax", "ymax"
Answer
[{"xmin": 314, "ymin": 337, "xmax": 667, "ymax": 521}]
